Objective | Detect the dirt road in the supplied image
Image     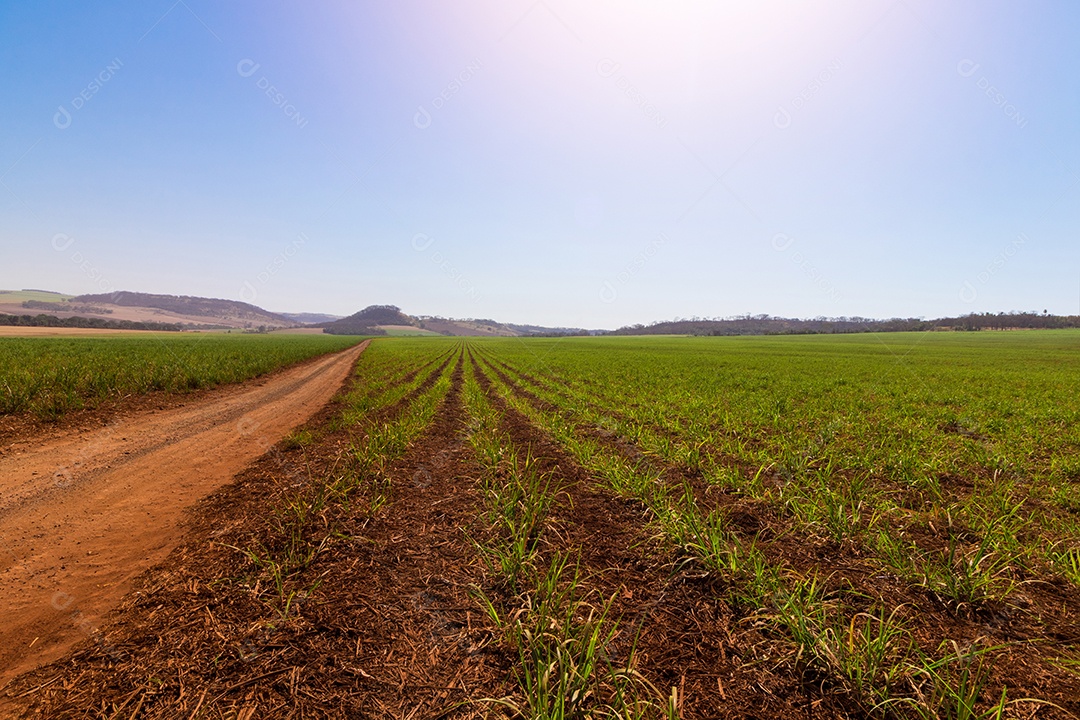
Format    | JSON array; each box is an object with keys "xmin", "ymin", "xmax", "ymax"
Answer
[{"xmin": 0, "ymin": 341, "xmax": 368, "ymax": 685}]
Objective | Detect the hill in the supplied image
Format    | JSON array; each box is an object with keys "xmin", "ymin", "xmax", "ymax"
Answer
[
  {"xmin": 415, "ymin": 317, "xmax": 517, "ymax": 337},
  {"xmin": 0, "ymin": 292, "xmax": 596, "ymax": 336},
  {"xmin": 73, "ymin": 292, "xmax": 294, "ymax": 328},
  {"xmin": 322, "ymin": 305, "xmax": 415, "ymax": 335},
  {"xmin": 321, "ymin": 307, "xmax": 593, "ymax": 337},
  {"xmin": 279, "ymin": 312, "xmax": 343, "ymax": 325},
  {"xmin": 0, "ymin": 289, "xmax": 299, "ymax": 330}
]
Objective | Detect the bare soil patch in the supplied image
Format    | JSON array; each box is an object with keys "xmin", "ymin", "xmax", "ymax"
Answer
[{"xmin": 0, "ymin": 326, "xmax": 168, "ymax": 338}]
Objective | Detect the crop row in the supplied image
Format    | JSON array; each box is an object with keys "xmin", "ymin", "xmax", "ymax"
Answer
[
  {"xmin": 231, "ymin": 339, "xmax": 460, "ymax": 623},
  {"xmin": 462, "ymin": 353, "xmax": 681, "ymax": 717}
]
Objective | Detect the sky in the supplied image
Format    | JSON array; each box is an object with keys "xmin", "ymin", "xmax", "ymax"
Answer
[{"xmin": 1, "ymin": 1, "xmax": 1078, "ymax": 328}]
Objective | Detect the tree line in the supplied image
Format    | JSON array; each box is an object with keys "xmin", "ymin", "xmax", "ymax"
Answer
[
  {"xmin": 0, "ymin": 313, "xmax": 183, "ymax": 332},
  {"xmin": 608, "ymin": 312, "xmax": 1080, "ymax": 336}
]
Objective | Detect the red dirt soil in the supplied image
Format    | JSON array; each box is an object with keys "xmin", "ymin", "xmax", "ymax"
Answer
[{"xmin": 0, "ymin": 341, "xmax": 368, "ymax": 685}]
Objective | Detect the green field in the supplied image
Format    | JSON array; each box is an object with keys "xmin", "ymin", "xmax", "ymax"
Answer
[
  {"xmin": 474, "ymin": 331, "xmax": 1080, "ymax": 493},
  {"xmin": 461, "ymin": 331, "xmax": 1080, "ymax": 714},
  {"xmin": 0, "ymin": 333, "xmax": 364, "ymax": 418},
  {"xmin": 0, "ymin": 289, "xmax": 73, "ymax": 304},
  {"xmin": 12, "ymin": 331, "xmax": 1080, "ymax": 716}
]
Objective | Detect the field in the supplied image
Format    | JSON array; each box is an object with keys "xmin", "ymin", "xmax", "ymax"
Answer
[
  {"xmin": 0, "ymin": 333, "xmax": 364, "ymax": 418},
  {"xmin": 7, "ymin": 332, "xmax": 1080, "ymax": 718},
  {"xmin": 378, "ymin": 325, "xmax": 446, "ymax": 336},
  {"xmin": 0, "ymin": 327, "xmax": 167, "ymax": 337},
  {"xmin": 0, "ymin": 289, "xmax": 73, "ymax": 304}
]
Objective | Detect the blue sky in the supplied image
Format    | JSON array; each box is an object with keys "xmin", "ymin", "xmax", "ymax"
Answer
[{"xmin": 2, "ymin": 1, "xmax": 1078, "ymax": 328}]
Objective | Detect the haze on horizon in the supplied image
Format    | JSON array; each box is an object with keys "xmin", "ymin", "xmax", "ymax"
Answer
[{"xmin": 2, "ymin": 1, "xmax": 1078, "ymax": 329}]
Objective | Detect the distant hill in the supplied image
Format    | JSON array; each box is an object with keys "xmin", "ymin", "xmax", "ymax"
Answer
[
  {"xmin": 0, "ymin": 289, "xmax": 298, "ymax": 330},
  {"xmin": 279, "ymin": 312, "xmax": 343, "ymax": 325},
  {"xmin": 2, "ymin": 291, "xmax": 596, "ymax": 336},
  {"xmin": 322, "ymin": 305, "xmax": 414, "ymax": 335},
  {"xmin": 322, "ymin": 307, "xmax": 592, "ymax": 337},
  {"xmin": 9, "ymin": 288, "xmax": 1073, "ymax": 338},
  {"xmin": 506, "ymin": 323, "xmax": 597, "ymax": 337},
  {"xmin": 415, "ymin": 317, "xmax": 516, "ymax": 337},
  {"xmin": 73, "ymin": 291, "xmax": 294, "ymax": 328}
]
